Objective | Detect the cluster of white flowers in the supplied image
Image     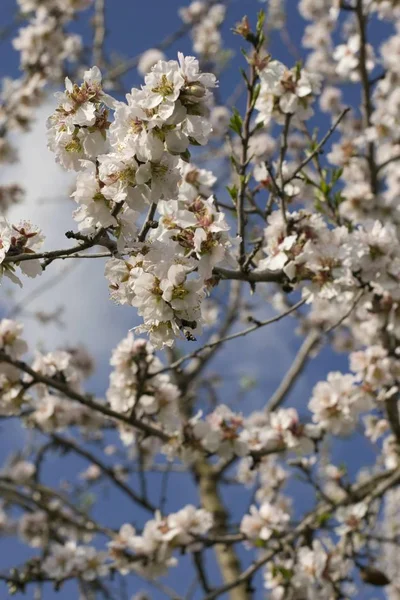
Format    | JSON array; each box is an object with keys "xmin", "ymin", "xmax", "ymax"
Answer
[
  {"xmin": 182, "ymin": 405, "xmax": 318, "ymax": 464},
  {"xmin": 258, "ymin": 210, "xmax": 400, "ymax": 306},
  {"xmin": 0, "ymin": 319, "xmax": 28, "ymax": 360},
  {"xmin": 309, "ymin": 343, "xmax": 400, "ymax": 437},
  {"xmin": 255, "ymin": 59, "xmax": 321, "ymax": 126},
  {"xmin": 0, "ymin": 0, "xmax": 92, "ymax": 174},
  {"xmin": 240, "ymin": 499, "xmax": 290, "ymax": 544},
  {"xmin": 25, "ymin": 348, "xmax": 106, "ymax": 432},
  {"xmin": 335, "ymin": 501, "xmax": 369, "ymax": 539},
  {"xmin": 350, "ymin": 345, "xmax": 400, "ymax": 397},
  {"xmin": 187, "ymin": 404, "xmax": 248, "ymax": 459},
  {"xmin": 3, "ymin": 2, "xmax": 400, "ymax": 597},
  {"xmin": 0, "ymin": 219, "xmax": 44, "ymax": 285},
  {"xmin": 334, "ymin": 35, "xmax": 375, "ymax": 82},
  {"xmin": 264, "ymin": 538, "xmax": 352, "ymax": 599},
  {"xmin": 308, "ymin": 372, "xmax": 372, "ymax": 436},
  {"xmin": 0, "ymin": 74, "xmax": 45, "ymax": 171},
  {"xmin": 237, "ymin": 455, "xmax": 288, "ymax": 503},
  {"xmin": 370, "ymin": 0, "xmax": 400, "ymax": 19},
  {"xmin": 14, "ymin": 0, "xmax": 91, "ymax": 80},
  {"xmin": 0, "ymin": 320, "xmax": 29, "ymax": 416},
  {"xmin": 3, "ymin": 460, "xmax": 36, "ymax": 484},
  {"xmin": 47, "ymin": 55, "xmax": 233, "ymax": 348},
  {"xmin": 18, "ymin": 511, "xmax": 50, "ymax": 548},
  {"xmin": 0, "ymin": 319, "xmax": 107, "ymax": 431},
  {"xmin": 265, "ymin": 0, "xmax": 286, "ymax": 30},
  {"xmin": 107, "ymin": 332, "xmax": 180, "ymax": 439},
  {"xmin": 109, "ymin": 506, "xmax": 213, "ymax": 578},
  {"xmin": 42, "ymin": 541, "xmax": 108, "ymax": 581},
  {"xmin": 298, "ymin": 0, "xmax": 339, "ymax": 79},
  {"xmin": 241, "ymin": 408, "xmax": 318, "ymax": 455},
  {"xmin": 47, "ymin": 66, "xmax": 114, "ymax": 172},
  {"xmin": 18, "ymin": 499, "xmax": 97, "ymax": 549},
  {"xmin": 179, "ymin": 2, "xmax": 227, "ymax": 64}
]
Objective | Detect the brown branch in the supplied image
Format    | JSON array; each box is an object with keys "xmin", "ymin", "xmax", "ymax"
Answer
[
  {"xmin": 194, "ymin": 459, "xmax": 249, "ymax": 600},
  {"xmin": 376, "ymin": 154, "xmax": 400, "ymax": 173},
  {"xmin": 267, "ymin": 289, "xmax": 365, "ymax": 412},
  {"xmin": 0, "ymin": 352, "xmax": 170, "ymax": 442},
  {"xmin": 48, "ymin": 432, "xmax": 156, "ymax": 513},
  {"xmin": 93, "ymin": 0, "xmax": 106, "ymax": 68},
  {"xmin": 384, "ymin": 394, "xmax": 400, "ymax": 445},
  {"xmin": 278, "ymin": 113, "xmax": 291, "ymax": 228},
  {"xmin": 266, "ymin": 329, "xmax": 320, "ymax": 412},
  {"xmin": 138, "ymin": 202, "xmax": 158, "ymax": 242},
  {"xmin": 214, "ymin": 266, "xmax": 285, "ymax": 283},
  {"xmin": 237, "ymin": 63, "xmax": 258, "ymax": 268},
  {"xmin": 355, "ymin": 0, "xmax": 378, "ymax": 194}
]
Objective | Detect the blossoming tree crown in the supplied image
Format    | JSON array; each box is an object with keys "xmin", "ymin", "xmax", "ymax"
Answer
[{"xmin": 1, "ymin": 0, "xmax": 400, "ymax": 598}]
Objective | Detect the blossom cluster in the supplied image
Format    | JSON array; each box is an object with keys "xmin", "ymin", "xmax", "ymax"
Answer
[
  {"xmin": 109, "ymin": 506, "xmax": 213, "ymax": 577},
  {"xmin": 255, "ymin": 59, "xmax": 321, "ymax": 126},
  {"xmin": 263, "ymin": 538, "xmax": 352, "ymax": 599},
  {"xmin": 0, "ymin": 0, "xmax": 92, "ymax": 173},
  {"xmin": 15, "ymin": 505, "xmax": 213, "ymax": 582},
  {"xmin": 0, "ymin": 219, "xmax": 44, "ymax": 285},
  {"xmin": 180, "ymin": 404, "xmax": 319, "ymax": 465},
  {"xmin": 46, "ymin": 55, "xmax": 235, "ymax": 347},
  {"xmin": 0, "ymin": 319, "xmax": 105, "ymax": 433},
  {"xmin": 179, "ymin": 1, "xmax": 227, "ymax": 65},
  {"xmin": 309, "ymin": 344, "xmax": 400, "ymax": 443},
  {"xmin": 258, "ymin": 211, "xmax": 400, "ymax": 307},
  {"xmin": 107, "ymin": 332, "xmax": 180, "ymax": 450}
]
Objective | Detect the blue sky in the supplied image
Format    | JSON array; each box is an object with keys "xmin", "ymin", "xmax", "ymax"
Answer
[{"xmin": 0, "ymin": 0, "xmax": 391, "ymax": 598}]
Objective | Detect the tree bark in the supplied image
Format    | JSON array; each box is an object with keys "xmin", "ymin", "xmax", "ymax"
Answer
[{"xmin": 194, "ymin": 458, "xmax": 250, "ymax": 600}]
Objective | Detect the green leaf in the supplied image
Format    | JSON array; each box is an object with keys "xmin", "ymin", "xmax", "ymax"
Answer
[
  {"xmin": 256, "ymin": 10, "xmax": 265, "ymax": 34},
  {"xmin": 229, "ymin": 108, "xmax": 243, "ymax": 136},
  {"xmin": 316, "ymin": 511, "xmax": 332, "ymax": 526},
  {"xmin": 240, "ymin": 67, "xmax": 250, "ymax": 87},
  {"xmin": 320, "ymin": 180, "xmax": 330, "ymax": 195},
  {"xmin": 331, "ymin": 167, "xmax": 344, "ymax": 184},
  {"xmin": 229, "ymin": 155, "xmax": 240, "ymax": 173},
  {"xmin": 240, "ymin": 375, "xmax": 257, "ymax": 390},
  {"xmin": 295, "ymin": 61, "xmax": 303, "ymax": 79},
  {"xmin": 77, "ymin": 492, "xmax": 96, "ymax": 512},
  {"xmin": 179, "ymin": 149, "xmax": 191, "ymax": 163},
  {"xmin": 272, "ymin": 565, "xmax": 293, "ymax": 581},
  {"xmin": 226, "ymin": 184, "xmax": 238, "ymax": 202},
  {"xmin": 251, "ymin": 83, "xmax": 261, "ymax": 105}
]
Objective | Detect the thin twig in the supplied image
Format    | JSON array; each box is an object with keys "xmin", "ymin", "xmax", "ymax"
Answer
[
  {"xmin": 284, "ymin": 108, "xmax": 350, "ymax": 185},
  {"xmin": 237, "ymin": 63, "xmax": 258, "ymax": 268},
  {"xmin": 266, "ymin": 329, "xmax": 320, "ymax": 412},
  {"xmin": 154, "ymin": 298, "xmax": 307, "ymax": 375},
  {"xmin": 355, "ymin": 0, "xmax": 378, "ymax": 194},
  {"xmin": 138, "ymin": 203, "xmax": 157, "ymax": 242},
  {"xmin": 49, "ymin": 432, "xmax": 155, "ymax": 513},
  {"xmin": 93, "ymin": 0, "xmax": 106, "ymax": 68}
]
